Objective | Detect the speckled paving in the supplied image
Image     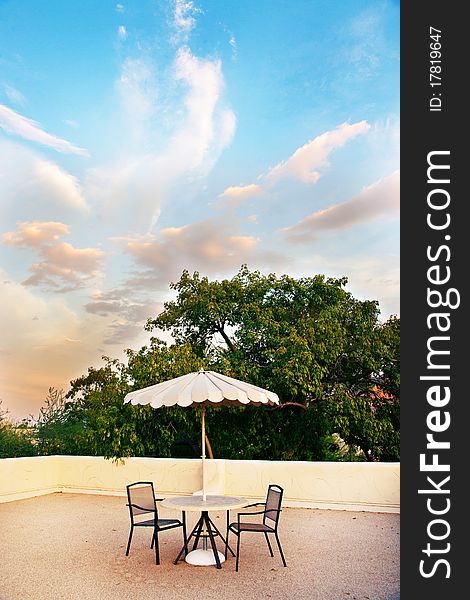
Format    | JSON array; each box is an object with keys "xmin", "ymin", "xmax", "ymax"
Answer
[{"xmin": 0, "ymin": 492, "xmax": 399, "ymax": 600}]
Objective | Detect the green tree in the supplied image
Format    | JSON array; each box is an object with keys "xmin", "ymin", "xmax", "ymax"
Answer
[
  {"xmin": 63, "ymin": 360, "xmax": 137, "ymax": 458},
  {"xmin": 35, "ymin": 387, "xmax": 93, "ymax": 455},
  {"xmin": 59, "ymin": 347, "xmax": 204, "ymax": 459},
  {"xmin": 145, "ymin": 265, "xmax": 400, "ymax": 461},
  {"xmin": 0, "ymin": 401, "xmax": 37, "ymax": 458},
  {"xmin": 32, "ymin": 266, "xmax": 399, "ymax": 462}
]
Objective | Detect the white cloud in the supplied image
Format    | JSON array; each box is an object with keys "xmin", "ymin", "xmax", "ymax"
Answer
[
  {"xmin": 3, "ymin": 221, "xmax": 105, "ymax": 291},
  {"xmin": 84, "ymin": 288, "xmax": 162, "ymax": 346},
  {"xmin": 173, "ymin": 0, "xmax": 201, "ymax": 42},
  {"xmin": 0, "ymin": 140, "xmax": 89, "ymax": 214},
  {"xmin": 0, "ymin": 270, "xmax": 156, "ymax": 420},
  {"xmin": 40, "ymin": 242, "xmax": 103, "ymax": 274},
  {"xmin": 217, "ymin": 121, "xmax": 370, "ymax": 209},
  {"xmin": 228, "ymin": 33, "xmax": 237, "ymax": 59},
  {"xmin": 89, "ymin": 47, "xmax": 235, "ymax": 231},
  {"xmin": 283, "ymin": 170, "xmax": 399, "ymax": 243},
  {"xmin": 3, "ymin": 221, "xmax": 70, "ymax": 246},
  {"xmin": 33, "ymin": 158, "xmax": 88, "ymax": 212},
  {"xmin": 171, "ymin": 47, "xmax": 235, "ymax": 169},
  {"xmin": 85, "ymin": 288, "xmax": 161, "ymax": 320},
  {"xmin": 0, "ymin": 104, "xmax": 89, "ymax": 156},
  {"xmin": 342, "ymin": 6, "xmax": 386, "ymax": 81},
  {"xmin": 0, "ymin": 274, "xmax": 83, "ymax": 418},
  {"xmin": 117, "ymin": 58, "xmax": 156, "ymax": 125},
  {"xmin": 264, "ymin": 120, "xmax": 370, "ymax": 185},
  {"xmin": 115, "ymin": 216, "xmax": 259, "ymax": 288},
  {"xmin": 118, "ymin": 25, "xmax": 127, "ymax": 40},
  {"xmin": 23, "ymin": 244, "xmax": 104, "ymax": 290},
  {"xmin": 219, "ymin": 183, "xmax": 263, "ymax": 204},
  {"xmin": 3, "ymin": 84, "xmax": 26, "ymax": 106}
]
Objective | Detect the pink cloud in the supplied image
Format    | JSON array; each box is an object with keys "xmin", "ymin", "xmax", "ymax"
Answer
[{"xmin": 283, "ymin": 170, "xmax": 399, "ymax": 243}]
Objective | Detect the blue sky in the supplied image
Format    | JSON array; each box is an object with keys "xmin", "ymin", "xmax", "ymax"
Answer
[{"xmin": 0, "ymin": 0, "xmax": 399, "ymax": 419}]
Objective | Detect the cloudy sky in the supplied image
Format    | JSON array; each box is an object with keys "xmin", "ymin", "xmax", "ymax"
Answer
[{"xmin": 0, "ymin": 0, "xmax": 400, "ymax": 420}]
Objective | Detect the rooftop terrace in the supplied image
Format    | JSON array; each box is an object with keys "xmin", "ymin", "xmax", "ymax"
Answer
[{"xmin": 1, "ymin": 492, "xmax": 399, "ymax": 600}]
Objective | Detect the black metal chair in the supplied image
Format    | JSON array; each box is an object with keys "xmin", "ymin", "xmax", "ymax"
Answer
[
  {"xmin": 125, "ymin": 481, "xmax": 187, "ymax": 564},
  {"xmin": 226, "ymin": 483, "xmax": 287, "ymax": 572}
]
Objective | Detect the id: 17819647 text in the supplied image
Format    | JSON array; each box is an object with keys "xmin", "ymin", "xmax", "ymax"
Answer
[{"xmin": 429, "ymin": 26, "xmax": 442, "ymax": 112}]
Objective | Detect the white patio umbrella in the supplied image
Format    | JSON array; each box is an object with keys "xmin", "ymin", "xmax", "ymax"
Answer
[{"xmin": 124, "ymin": 369, "xmax": 280, "ymax": 500}]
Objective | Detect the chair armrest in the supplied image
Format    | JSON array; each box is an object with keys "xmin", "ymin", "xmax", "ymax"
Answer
[
  {"xmin": 236, "ymin": 509, "xmax": 267, "ymax": 519},
  {"xmin": 238, "ymin": 508, "xmax": 281, "ymax": 517},
  {"xmin": 243, "ymin": 502, "xmax": 265, "ymax": 508},
  {"xmin": 239, "ymin": 507, "xmax": 281, "ymax": 520},
  {"xmin": 127, "ymin": 502, "xmax": 156, "ymax": 513},
  {"xmin": 155, "ymin": 497, "xmax": 165, "ymax": 502}
]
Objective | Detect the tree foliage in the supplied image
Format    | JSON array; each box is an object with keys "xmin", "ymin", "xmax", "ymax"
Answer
[
  {"xmin": 146, "ymin": 266, "xmax": 400, "ymax": 460},
  {"xmin": 5, "ymin": 266, "xmax": 399, "ymax": 461},
  {"xmin": 34, "ymin": 387, "xmax": 94, "ymax": 455},
  {"xmin": 0, "ymin": 401, "xmax": 37, "ymax": 458}
]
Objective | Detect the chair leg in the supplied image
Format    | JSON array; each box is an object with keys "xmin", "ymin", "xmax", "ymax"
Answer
[
  {"xmin": 235, "ymin": 532, "xmax": 241, "ymax": 572},
  {"xmin": 182, "ymin": 513, "xmax": 188, "ymax": 557},
  {"xmin": 151, "ymin": 530, "xmax": 155, "ymax": 549},
  {"xmin": 225, "ymin": 527, "xmax": 230, "ymax": 560},
  {"xmin": 275, "ymin": 531, "xmax": 287, "ymax": 567},
  {"xmin": 264, "ymin": 532, "xmax": 274, "ymax": 557},
  {"xmin": 154, "ymin": 528, "xmax": 160, "ymax": 565},
  {"xmin": 125, "ymin": 526, "xmax": 133, "ymax": 556}
]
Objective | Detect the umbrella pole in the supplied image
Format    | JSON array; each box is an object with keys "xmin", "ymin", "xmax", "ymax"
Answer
[{"xmin": 201, "ymin": 406, "xmax": 206, "ymax": 501}]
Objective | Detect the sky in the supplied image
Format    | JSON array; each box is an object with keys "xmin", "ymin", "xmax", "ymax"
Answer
[{"xmin": 0, "ymin": 0, "xmax": 400, "ymax": 421}]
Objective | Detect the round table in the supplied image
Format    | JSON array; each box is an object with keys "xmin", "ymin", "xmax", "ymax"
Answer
[{"xmin": 161, "ymin": 495, "xmax": 248, "ymax": 568}]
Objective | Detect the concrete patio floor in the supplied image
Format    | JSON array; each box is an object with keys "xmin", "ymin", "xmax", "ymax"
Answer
[{"xmin": 0, "ymin": 492, "xmax": 399, "ymax": 600}]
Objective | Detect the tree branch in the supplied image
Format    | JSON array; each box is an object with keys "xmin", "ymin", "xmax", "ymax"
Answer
[
  {"xmin": 216, "ymin": 324, "xmax": 237, "ymax": 353},
  {"xmin": 277, "ymin": 402, "xmax": 308, "ymax": 411}
]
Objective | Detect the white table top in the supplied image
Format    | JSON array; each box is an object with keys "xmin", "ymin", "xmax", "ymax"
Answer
[{"xmin": 161, "ymin": 494, "xmax": 248, "ymax": 512}]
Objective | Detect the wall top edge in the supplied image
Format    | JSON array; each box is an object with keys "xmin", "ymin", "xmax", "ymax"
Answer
[{"xmin": 1, "ymin": 455, "xmax": 400, "ymax": 467}]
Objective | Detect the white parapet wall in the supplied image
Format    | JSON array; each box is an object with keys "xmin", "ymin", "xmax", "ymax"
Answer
[
  {"xmin": 0, "ymin": 456, "xmax": 400, "ymax": 512},
  {"xmin": 0, "ymin": 456, "xmax": 62, "ymax": 501},
  {"xmin": 224, "ymin": 459, "xmax": 399, "ymax": 512}
]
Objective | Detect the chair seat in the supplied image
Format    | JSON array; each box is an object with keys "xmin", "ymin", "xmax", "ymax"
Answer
[
  {"xmin": 230, "ymin": 522, "xmax": 274, "ymax": 533},
  {"xmin": 134, "ymin": 518, "xmax": 155, "ymax": 527},
  {"xmin": 157, "ymin": 518, "xmax": 182, "ymax": 529},
  {"xmin": 134, "ymin": 517, "xmax": 181, "ymax": 528}
]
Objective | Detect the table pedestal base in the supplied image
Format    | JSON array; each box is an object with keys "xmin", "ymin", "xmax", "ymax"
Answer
[
  {"xmin": 174, "ymin": 510, "xmax": 235, "ymax": 569},
  {"xmin": 185, "ymin": 548, "xmax": 226, "ymax": 566}
]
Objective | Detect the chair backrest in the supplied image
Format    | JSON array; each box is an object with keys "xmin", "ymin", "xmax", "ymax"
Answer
[
  {"xmin": 126, "ymin": 481, "xmax": 156, "ymax": 519},
  {"xmin": 263, "ymin": 484, "xmax": 284, "ymax": 528}
]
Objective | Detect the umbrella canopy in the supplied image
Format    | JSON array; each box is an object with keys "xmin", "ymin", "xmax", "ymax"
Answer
[{"xmin": 124, "ymin": 369, "xmax": 279, "ymax": 499}]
